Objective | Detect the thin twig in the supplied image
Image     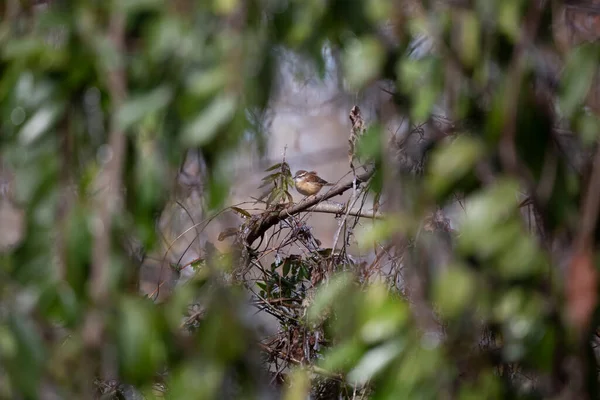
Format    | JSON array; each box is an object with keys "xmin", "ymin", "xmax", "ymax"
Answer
[
  {"xmin": 304, "ymin": 201, "xmax": 383, "ymax": 219},
  {"xmin": 257, "ymin": 342, "xmax": 343, "ymax": 380}
]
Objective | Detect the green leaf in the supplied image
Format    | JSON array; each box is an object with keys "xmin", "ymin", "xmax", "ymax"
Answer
[
  {"xmin": 19, "ymin": 103, "xmax": 64, "ymax": 145},
  {"xmin": 308, "ymin": 272, "xmax": 354, "ymax": 323},
  {"xmin": 458, "ymin": 11, "xmax": 480, "ymax": 68},
  {"xmin": 230, "ymin": 206, "xmax": 251, "ymax": 218},
  {"xmin": 282, "ymin": 259, "xmax": 291, "ymax": 277},
  {"xmin": 433, "ymin": 264, "xmax": 477, "ymax": 318},
  {"xmin": 118, "ymin": 297, "xmax": 166, "ymax": 385},
  {"xmin": 356, "ymin": 125, "xmax": 382, "ymax": 161},
  {"xmin": 348, "ymin": 341, "xmax": 403, "ymax": 385},
  {"xmin": 264, "ymin": 163, "xmax": 282, "ymax": 172},
  {"xmin": 261, "ymin": 172, "xmax": 280, "ymax": 182},
  {"xmin": 356, "ymin": 214, "xmax": 413, "ymax": 250},
  {"xmin": 117, "ymin": 0, "xmax": 164, "ymax": 13},
  {"xmin": 343, "ymin": 35, "xmax": 385, "ymax": 90},
  {"xmin": 560, "ymin": 43, "xmax": 600, "ymax": 118},
  {"xmin": 187, "ymin": 68, "xmax": 228, "ymax": 97},
  {"xmin": 319, "ymin": 338, "xmax": 364, "ymax": 373},
  {"xmin": 6, "ymin": 316, "xmax": 45, "ymax": 398},
  {"xmin": 426, "ymin": 135, "xmax": 484, "ymax": 198},
  {"xmin": 181, "ymin": 94, "xmax": 238, "ymax": 146},
  {"xmin": 283, "ymin": 367, "xmax": 310, "ymax": 400},
  {"xmin": 117, "ymin": 86, "xmax": 173, "ymax": 130}
]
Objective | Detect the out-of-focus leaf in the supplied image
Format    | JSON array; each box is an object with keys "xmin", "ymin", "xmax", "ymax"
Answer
[
  {"xmin": 187, "ymin": 68, "xmax": 228, "ymax": 97},
  {"xmin": 116, "ymin": 0, "xmax": 163, "ymax": 13},
  {"xmin": 498, "ymin": 0, "xmax": 522, "ymax": 41},
  {"xmin": 0, "ymin": 324, "xmax": 17, "ymax": 359},
  {"xmin": 308, "ymin": 272, "xmax": 354, "ymax": 323},
  {"xmin": 117, "ymin": 86, "xmax": 172, "ymax": 130},
  {"xmin": 65, "ymin": 205, "xmax": 92, "ymax": 299},
  {"xmin": 343, "ymin": 35, "xmax": 385, "ymax": 90},
  {"xmin": 320, "ymin": 338, "xmax": 364, "ymax": 373},
  {"xmin": 19, "ymin": 103, "xmax": 64, "ymax": 145},
  {"xmin": 560, "ymin": 43, "xmax": 600, "ymax": 118},
  {"xmin": 426, "ymin": 135, "xmax": 484, "ymax": 199},
  {"xmin": 359, "ymin": 284, "xmax": 409, "ymax": 344},
  {"xmin": 283, "ymin": 368, "xmax": 310, "ymax": 400},
  {"xmin": 398, "ymin": 57, "xmax": 443, "ymax": 121},
  {"xmin": 5, "ymin": 316, "xmax": 45, "ymax": 398},
  {"xmin": 213, "ymin": 0, "xmax": 240, "ymax": 15},
  {"xmin": 356, "ymin": 125, "xmax": 382, "ymax": 161},
  {"xmin": 169, "ymin": 362, "xmax": 224, "ymax": 400},
  {"xmin": 348, "ymin": 341, "xmax": 403, "ymax": 386},
  {"xmin": 356, "ymin": 214, "xmax": 413, "ymax": 250},
  {"xmin": 458, "ymin": 11, "xmax": 480, "ymax": 68},
  {"xmin": 458, "ymin": 178, "xmax": 520, "ymax": 242},
  {"xmin": 433, "ymin": 264, "xmax": 477, "ymax": 318},
  {"xmin": 38, "ymin": 283, "xmax": 80, "ymax": 327},
  {"xmin": 207, "ymin": 168, "xmax": 230, "ymax": 209},
  {"xmin": 575, "ymin": 112, "xmax": 600, "ymax": 147},
  {"xmin": 118, "ymin": 297, "xmax": 166, "ymax": 384},
  {"xmin": 366, "ymin": 0, "xmax": 393, "ymax": 23},
  {"xmin": 181, "ymin": 94, "xmax": 238, "ymax": 147}
]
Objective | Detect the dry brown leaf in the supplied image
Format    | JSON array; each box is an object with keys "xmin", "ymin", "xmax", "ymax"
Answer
[{"xmin": 566, "ymin": 247, "xmax": 598, "ymax": 333}]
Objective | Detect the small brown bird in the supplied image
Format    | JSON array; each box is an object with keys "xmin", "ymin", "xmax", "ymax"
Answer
[{"xmin": 293, "ymin": 170, "xmax": 333, "ymax": 197}]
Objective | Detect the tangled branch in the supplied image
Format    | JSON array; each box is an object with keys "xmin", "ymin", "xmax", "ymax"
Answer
[{"xmin": 244, "ymin": 167, "xmax": 376, "ymax": 246}]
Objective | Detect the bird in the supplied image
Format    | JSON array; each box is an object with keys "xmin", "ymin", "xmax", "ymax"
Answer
[{"xmin": 293, "ymin": 170, "xmax": 333, "ymax": 197}]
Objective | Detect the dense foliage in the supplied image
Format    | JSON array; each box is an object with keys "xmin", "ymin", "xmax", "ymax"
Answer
[{"xmin": 2, "ymin": 1, "xmax": 600, "ymax": 399}]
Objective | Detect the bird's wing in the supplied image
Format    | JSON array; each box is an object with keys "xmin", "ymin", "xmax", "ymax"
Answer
[{"xmin": 315, "ymin": 176, "xmax": 330, "ymax": 185}]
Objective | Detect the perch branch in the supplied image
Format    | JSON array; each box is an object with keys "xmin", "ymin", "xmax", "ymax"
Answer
[
  {"xmin": 305, "ymin": 201, "xmax": 383, "ymax": 220},
  {"xmin": 245, "ymin": 167, "xmax": 376, "ymax": 246}
]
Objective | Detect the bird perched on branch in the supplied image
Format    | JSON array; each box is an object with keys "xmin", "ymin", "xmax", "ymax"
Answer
[{"xmin": 293, "ymin": 170, "xmax": 333, "ymax": 197}]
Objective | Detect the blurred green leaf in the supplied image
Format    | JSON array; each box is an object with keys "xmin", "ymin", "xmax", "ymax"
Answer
[
  {"xmin": 283, "ymin": 368, "xmax": 311, "ymax": 400},
  {"xmin": 433, "ymin": 264, "xmax": 477, "ymax": 318},
  {"xmin": 117, "ymin": 86, "xmax": 173, "ymax": 131},
  {"xmin": 356, "ymin": 125, "xmax": 382, "ymax": 161},
  {"xmin": 169, "ymin": 362, "xmax": 224, "ymax": 400},
  {"xmin": 498, "ymin": 0, "xmax": 522, "ymax": 41},
  {"xmin": 343, "ymin": 35, "xmax": 385, "ymax": 90},
  {"xmin": 356, "ymin": 214, "xmax": 413, "ymax": 250},
  {"xmin": 458, "ymin": 11, "xmax": 480, "ymax": 68},
  {"xmin": 348, "ymin": 341, "xmax": 403, "ymax": 386},
  {"xmin": 560, "ymin": 43, "xmax": 600, "ymax": 118},
  {"xmin": 426, "ymin": 135, "xmax": 485, "ymax": 199},
  {"xmin": 320, "ymin": 338, "xmax": 365, "ymax": 373},
  {"xmin": 5, "ymin": 315, "xmax": 45, "ymax": 398},
  {"xmin": 118, "ymin": 297, "xmax": 167, "ymax": 384},
  {"xmin": 181, "ymin": 94, "xmax": 238, "ymax": 147},
  {"xmin": 359, "ymin": 283, "xmax": 409, "ymax": 344},
  {"xmin": 116, "ymin": 0, "xmax": 163, "ymax": 13},
  {"xmin": 19, "ymin": 103, "xmax": 64, "ymax": 145},
  {"xmin": 187, "ymin": 68, "xmax": 228, "ymax": 98},
  {"xmin": 308, "ymin": 272, "xmax": 355, "ymax": 323}
]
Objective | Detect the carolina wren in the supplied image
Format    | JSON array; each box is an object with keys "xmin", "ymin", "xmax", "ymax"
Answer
[{"xmin": 293, "ymin": 170, "xmax": 333, "ymax": 196}]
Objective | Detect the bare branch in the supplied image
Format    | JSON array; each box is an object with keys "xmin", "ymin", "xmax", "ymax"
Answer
[
  {"xmin": 305, "ymin": 201, "xmax": 383, "ymax": 219},
  {"xmin": 245, "ymin": 167, "xmax": 376, "ymax": 246}
]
